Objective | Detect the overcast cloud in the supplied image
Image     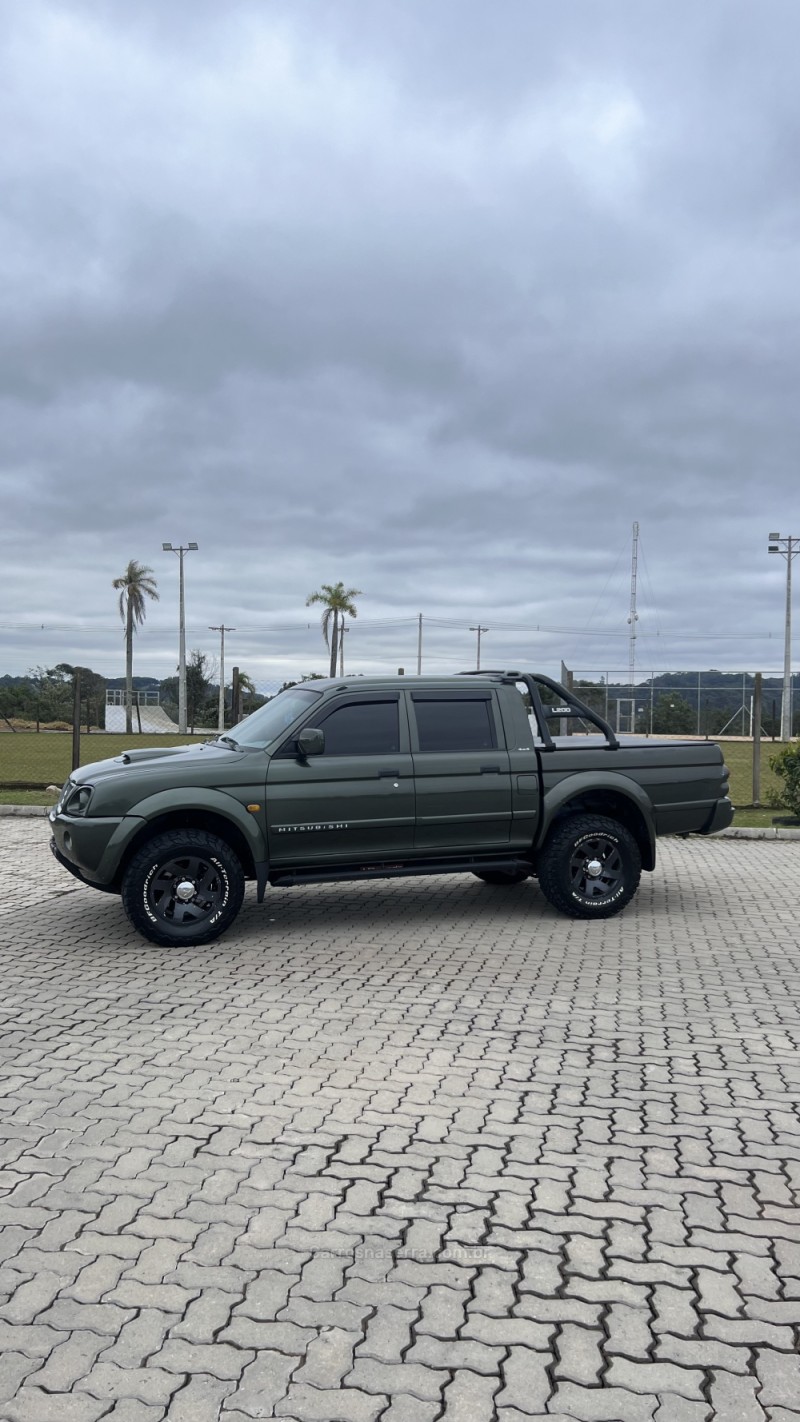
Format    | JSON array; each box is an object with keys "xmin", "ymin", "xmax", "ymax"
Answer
[{"xmin": 1, "ymin": 0, "xmax": 799, "ymax": 688}]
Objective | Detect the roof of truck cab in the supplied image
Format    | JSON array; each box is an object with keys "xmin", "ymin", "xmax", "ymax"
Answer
[{"xmin": 304, "ymin": 674, "xmax": 512, "ymax": 692}]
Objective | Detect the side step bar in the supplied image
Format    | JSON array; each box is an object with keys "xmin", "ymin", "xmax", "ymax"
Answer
[{"xmin": 271, "ymin": 858, "xmax": 533, "ymax": 887}]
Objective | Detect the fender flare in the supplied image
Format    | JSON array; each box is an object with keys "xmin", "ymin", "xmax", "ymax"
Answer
[
  {"xmin": 537, "ymin": 771, "xmax": 656, "ymax": 868},
  {"xmin": 123, "ymin": 787, "xmax": 268, "ymax": 869}
]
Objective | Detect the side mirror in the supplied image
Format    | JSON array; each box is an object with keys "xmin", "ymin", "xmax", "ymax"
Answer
[{"xmin": 296, "ymin": 726, "xmax": 325, "ymax": 758}]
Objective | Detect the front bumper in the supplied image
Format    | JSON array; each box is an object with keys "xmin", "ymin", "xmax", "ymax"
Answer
[{"xmin": 48, "ymin": 807, "xmax": 143, "ymax": 887}]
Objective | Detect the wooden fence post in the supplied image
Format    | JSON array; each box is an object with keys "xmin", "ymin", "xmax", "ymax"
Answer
[{"xmin": 71, "ymin": 669, "xmax": 81, "ymax": 773}]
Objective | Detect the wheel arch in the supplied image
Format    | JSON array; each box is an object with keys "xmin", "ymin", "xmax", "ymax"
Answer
[
  {"xmin": 115, "ymin": 804, "xmax": 259, "ymax": 888},
  {"xmin": 537, "ymin": 776, "xmax": 656, "ymax": 872}
]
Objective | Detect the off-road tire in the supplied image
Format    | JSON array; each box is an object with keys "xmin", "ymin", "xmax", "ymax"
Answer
[
  {"xmin": 121, "ymin": 829, "xmax": 245, "ymax": 947},
  {"xmin": 472, "ymin": 869, "xmax": 530, "ymax": 885},
  {"xmin": 537, "ymin": 814, "xmax": 641, "ymax": 919}
]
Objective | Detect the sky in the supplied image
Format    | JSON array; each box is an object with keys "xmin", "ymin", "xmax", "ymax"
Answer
[{"xmin": 1, "ymin": 0, "xmax": 799, "ymax": 693}]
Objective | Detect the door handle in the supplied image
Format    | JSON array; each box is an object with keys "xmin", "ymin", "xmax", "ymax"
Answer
[
  {"xmin": 377, "ymin": 769, "xmax": 402, "ymax": 778},
  {"xmin": 480, "ymin": 765, "xmax": 501, "ymax": 774}
]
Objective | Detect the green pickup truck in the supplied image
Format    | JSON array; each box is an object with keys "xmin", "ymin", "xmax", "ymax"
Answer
[{"xmin": 50, "ymin": 671, "xmax": 733, "ymax": 946}]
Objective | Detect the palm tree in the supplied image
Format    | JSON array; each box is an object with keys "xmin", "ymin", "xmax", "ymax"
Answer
[
  {"xmin": 306, "ymin": 582, "xmax": 362, "ymax": 677},
  {"xmin": 113, "ymin": 561, "xmax": 159, "ymax": 733},
  {"xmin": 235, "ymin": 671, "xmax": 257, "ymax": 719}
]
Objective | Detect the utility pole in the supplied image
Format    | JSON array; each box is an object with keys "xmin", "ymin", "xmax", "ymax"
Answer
[
  {"xmin": 339, "ymin": 624, "xmax": 348, "ymax": 676},
  {"xmin": 163, "ymin": 542, "xmax": 198, "ymax": 734},
  {"xmin": 417, "ymin": 613, "xmax": 423, "ymax": 675},
  {"xmin": 470, "ymin": 625, "xmax": 489, "ymax": 671},
  {"xmin": 768, "ymin": 533, "xmax": 799, "ymax": 740},
  {"xmin": 752, "ymin": 672, "xmax": 762, "ymax": 805},
  {"xmin": 209, "ymin": 625, "xmax": 235, "ymax": 732}
]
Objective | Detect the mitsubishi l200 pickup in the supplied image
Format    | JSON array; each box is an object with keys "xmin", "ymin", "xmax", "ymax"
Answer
[{"xmin": 50, "ymin": 671, "xmax": 733, "ymax": 946}]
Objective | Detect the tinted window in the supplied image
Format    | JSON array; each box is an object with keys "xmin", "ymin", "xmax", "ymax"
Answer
[
  {"xmin": 234, "ymin": 687, "xmax": 322, "ymax": 748},
  {"xmin": 414, "ymin": 698, "xmax": 497, "ymax": 753},
  {"xmin": 317, "ymin": 700, "xmax": 400, "ymax": 756}
]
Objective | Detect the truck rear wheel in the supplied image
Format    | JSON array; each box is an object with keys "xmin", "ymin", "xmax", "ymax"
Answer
[
  {"xmin": 537, "ymin": 815, "xmax": 641, "ymax": 919},
  {"xmin": 121, "ymin": 830, "xmax": 245, "ymax": 947}
]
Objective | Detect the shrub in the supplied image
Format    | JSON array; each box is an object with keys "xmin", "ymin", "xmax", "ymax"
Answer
[{"xmin": 769, "ymin": 743, "xmax": 800, "ymax": 817}]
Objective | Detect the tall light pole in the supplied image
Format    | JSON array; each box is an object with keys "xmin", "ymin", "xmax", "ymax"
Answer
[
  {"xmin": 470, "ymin": 625, "xmax": 489, "ymax": 671},
  {"xmin": 768, "ymin": 533, "xmax": 799, "ymax": 741},
  {"xmin": 210, "ymin": 624, "xmax": 235, "ymax": 733},
  {"xmin": 163, "ymin": 542, "xmax": 198, "ymax": 734}
]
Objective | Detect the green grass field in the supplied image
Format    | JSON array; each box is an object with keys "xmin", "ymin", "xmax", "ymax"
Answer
[
  {"xmin": 0, "ymin": 730, "xmax": 790, "ymax": 824},
  {"xmin": 0, "ymin": 732, "xmax": 201, "ymax": 803}
]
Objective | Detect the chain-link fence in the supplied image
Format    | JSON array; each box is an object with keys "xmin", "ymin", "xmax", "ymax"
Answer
[
  {"xmin": 569, "ymin": 669, "xmax": 798, "ymax": 739},
  {"xmin": 1, "ymin": 661, "xmax": 796, "ymax": 801},
  {"xmin": 0, "ymin": 667, "xmax": 297, "ymax": 790}
]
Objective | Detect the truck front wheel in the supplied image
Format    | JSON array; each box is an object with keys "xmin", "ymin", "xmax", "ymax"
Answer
[
  {"xmin": 121, "ymin": 830, "xmax": 245, "ymax": 947},
  {"xmin": 537, "ymin": 815, "xmax": 641, "ymax": 919}
]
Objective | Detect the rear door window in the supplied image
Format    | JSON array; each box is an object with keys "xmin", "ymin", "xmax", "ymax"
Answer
[{"xmin": 412, "ymin": 696, "xmax": 497, "ymax": 753}]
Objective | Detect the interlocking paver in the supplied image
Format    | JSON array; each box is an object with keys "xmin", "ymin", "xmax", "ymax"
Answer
[
  {"xmin": 227, "ymin": 1351, "xmax": 297, "ymax": 1415},
  {"xmin": 495, "ymin": 1345, "xmax": 552, "ymax": 1412},
  {"xmin": 296, "ymin": 1325, "xmax": 359, "ymax": 1386},
  {"xmin": 708, "ymin": 1371, "xmax": 766, "ymax": 1421},
  {"xmin": 32, "ymin": 1330, "xmax": 108, "ymax": 1391},
  {"xmin": 275, "ymin": 1380, "xmax": 387, "ymax": 1420},
  {"xmin": 551, "ymin": 1381, "xmax": 658, "ymax": 1420},
  {"xmin": 653, "ymin": 1399, "xmax": 711, "ymax": 1422},
  {"xmin": 101, "ymin": 1401, "xmax": 166, "ymax": 1422},
  {"xmin": 357, "ymin": 1305, "xmax": 415, "ymax": 1363},
  {"xmin": 554, "ymin": 1321, "xmax": 606, "ymax": 1384},
  {"xmin": 0, "ymin": 1353, "xmax": 42, "ymax": 1407},
  {"xmin": 754, "ymin": 1348, "xmax": 800, "ymax": 1408},
  {"xmin": 99, "ymin": 1310, "xmax": 180, "ymax": 1368},
  {"xmin": 2, "ymin": 824, "xmax": 800, "ymax": 1418},
  {"xmin": 407, "ymin": 1331, "xmax": 506, "ymax": 1374},
  {"xmin": 74, "ymin": 1360, "xmax": 185, "ymax": 1406},
  {"xmin": 4, "ymin": 1390, "xmax": 112, "ymax": 1422}
]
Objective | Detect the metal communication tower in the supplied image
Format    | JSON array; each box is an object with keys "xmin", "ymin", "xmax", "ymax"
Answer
[{"xmin": 628, "ymin": 521, "xmax": 639, "ymax": 694}]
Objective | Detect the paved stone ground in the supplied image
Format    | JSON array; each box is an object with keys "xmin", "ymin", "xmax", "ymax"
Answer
[{"xmin": 1, "ymin": 821, "xmax": 799, "ymax": 1422}]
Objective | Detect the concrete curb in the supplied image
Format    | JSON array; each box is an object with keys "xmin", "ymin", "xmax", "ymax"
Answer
[
  {"xmin": 0, "ymin": 805, "xmax": 51, "ymax": 817},
  {"xmin": 2, "ymin": 804, "xmax": 799, "ymax": 840}
]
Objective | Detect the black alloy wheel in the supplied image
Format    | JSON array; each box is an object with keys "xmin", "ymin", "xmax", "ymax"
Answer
[
  {"xmin": 537, "ymin": 814, "xmax": 641, "ymax": 919},
  {"xmin": 121, "ymin": 829, "xmax": 245, "ymax": 946}
]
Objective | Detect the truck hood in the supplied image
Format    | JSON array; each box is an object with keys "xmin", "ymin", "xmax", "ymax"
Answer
[
  {"xmin": 66, "ymin": 740, "xmax": 266, "ymax": 799},
  {"xmin": 67, "ymin": 739, "xmax": 230, "ymax": 784}
]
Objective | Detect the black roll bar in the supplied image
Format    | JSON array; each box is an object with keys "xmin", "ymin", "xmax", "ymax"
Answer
[{"xmin": 457, "ymin": 670, "xmax": 620, "ymax": 750}]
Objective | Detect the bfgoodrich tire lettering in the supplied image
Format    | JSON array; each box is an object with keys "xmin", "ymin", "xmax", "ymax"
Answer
[
  {"xmin": 121, "ymin": 829, "xmax": 245, "ymax": 946},
  {"xmin": 537, "ymin": 814, "xmax": 641, "ymax": 919}
]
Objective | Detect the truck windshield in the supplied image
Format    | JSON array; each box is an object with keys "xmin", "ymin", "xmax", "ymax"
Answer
[{"xmin": 233, "ymin": 687, "xmax": 323, "ymax": 748}]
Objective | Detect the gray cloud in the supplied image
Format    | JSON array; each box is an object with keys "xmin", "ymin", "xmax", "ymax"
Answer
[{"xmin": 1, "ymin": 0, "xmax": 799, "ymax": 689}]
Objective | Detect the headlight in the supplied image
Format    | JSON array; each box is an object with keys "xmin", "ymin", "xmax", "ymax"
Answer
[{"xmin": 63, "ymin": 784, "xmax": 94, "ymax": 817}]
